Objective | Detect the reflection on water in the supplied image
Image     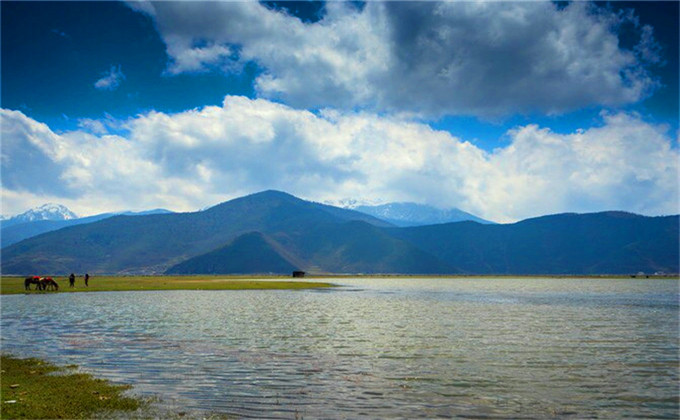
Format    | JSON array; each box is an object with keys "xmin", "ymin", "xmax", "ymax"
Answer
[{"xmin": 2, "ymin": 278, "xmax": 678, "ymax": 418}]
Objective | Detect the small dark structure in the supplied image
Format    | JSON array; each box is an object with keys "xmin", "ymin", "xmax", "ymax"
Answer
[{"xmin": 292, "ymin": 271, "xmax": 306, "ymax": 278}]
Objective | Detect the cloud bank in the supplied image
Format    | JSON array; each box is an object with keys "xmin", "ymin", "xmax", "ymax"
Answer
[
  {"xmin": 130, "ymin": 1, "xmax": 660, "ymax": 117},
  {"xmin": 2, "ymin": 97, "xmax": 677, "ymax": 222}
]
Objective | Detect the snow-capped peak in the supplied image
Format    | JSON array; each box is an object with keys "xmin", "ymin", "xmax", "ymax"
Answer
[
  {"xmin": 324, "ymin": 197, "xmax": 385, "ymax": 209},
  {"xmin": 352, "ymin": 202, "xmax": 494, "ymax": 226},
  {"xmin": 8, "ymin": 203, "xmax": 78, "ymax": 224}
]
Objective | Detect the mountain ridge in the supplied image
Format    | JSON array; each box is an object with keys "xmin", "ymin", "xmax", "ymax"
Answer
[
  {"xmin": 1, "ymin": 208, "xmax": 173, "ymax": 248},
  {"xmin": 388, "ymin": 211, "xmax": 678, "ymax": 275},
  {"xmin": 1, "ymin": 191, "xmax": 677, "ymax": 276},
  {"xmin": 0, "ymin": 191, "xmax": 396, "ymax": 274}
]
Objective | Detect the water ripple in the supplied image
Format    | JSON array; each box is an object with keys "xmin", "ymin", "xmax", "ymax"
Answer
[{"xmin": 1, "ymin": 277, "xmax": 678, "ymax": 418}]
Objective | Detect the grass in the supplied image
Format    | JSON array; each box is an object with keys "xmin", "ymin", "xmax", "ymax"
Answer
[
  {"xmin": 0, "ymin": 355, "xmax": 144, "ymax": 419},
  {"xmin": 0, "ymin": 275, "xmax": 335, "ymax": 295}
]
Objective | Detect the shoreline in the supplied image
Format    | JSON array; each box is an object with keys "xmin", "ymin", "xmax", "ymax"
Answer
[
  {"xmin": 1, "ymin": 274, "xmax": 676, "ymax": 296},
  {"xmin": 0, "ymin": 275, "xmax": 336, "ymax": 295},
  {"xmin": 0, "ymin": 354, "xmax": 147, "ymax": 419}
]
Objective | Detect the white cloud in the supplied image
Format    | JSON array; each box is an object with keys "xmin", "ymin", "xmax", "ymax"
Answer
[
  {"xmin": 77, "ymin": 118, "xmax": 108, "ymax": 135},
  {"xmin": 2, "ymin": 98, "xmax": 677, "ymax": 222},
  {"xmin": 131, "ymin": 1, "xmax": 660, "ymax": 117},
  {"xmin": 0, "ymin": 109, "xmax": 78, "ymax": 199},
  {"xmin": 94, "ymin": 65, "xmax": 125, "ymax": 91},
  {"xmin": 77, "ymin": 114, "xmax": 122, "ymax": 135},
  {"xmin": 484, "ymin": 112, "xmax": 679, "ymax": 220}
]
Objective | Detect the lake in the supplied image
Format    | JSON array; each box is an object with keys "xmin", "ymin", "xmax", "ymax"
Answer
[{"xmin": 1, "ymin": 277, "xmax": 678, "ymax": 418}]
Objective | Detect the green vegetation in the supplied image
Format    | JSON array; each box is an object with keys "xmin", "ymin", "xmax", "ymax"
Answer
[
  {"xmin": 0, "ymin": 191, "xmax": 391, "ymax": 275},
  {"xmin": 167, "ymin": 232, "xmax": 298, "ymax": 274},
  {"xmin": 390, "ymin": 212, "xmax": 679, "ymax": 275},
  {"xmin": 0, "ymin": 355, "xmax": 144, "ymax": 419},
  {"xmin": 0, "ymin": 275, "xmax": 335, "ymax": 295}
]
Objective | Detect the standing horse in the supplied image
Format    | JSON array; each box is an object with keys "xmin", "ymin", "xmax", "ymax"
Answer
[
  {"xmin": 40, "ymin": 277, "xmax": 59, "ymax": 291},
  {"xmin": 24, "ymin": 276, "xmax": 42, "ymax": 291}
]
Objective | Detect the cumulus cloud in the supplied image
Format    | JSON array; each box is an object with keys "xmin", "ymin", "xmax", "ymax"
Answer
[
  {"xmin": 94, "ymin": 65, "xmax": 125, "ymax": 91},
  {"xmin": 1, "ymin": 98, "xmax": 677, "ymax": 222},
  {"xmin": 1, "ymin": 109, "xmax": 163, "ymax": 216},
  {"xmin": 130, "ymin": 1, "xmax": 660, "ymax": 117},
  {"xmin": 484, "ymin": 112, "xmax": 679, "ymax": 220},
  {"xmin": 1, "ymin": 109, "xmax": 78, "ymax": 199}
]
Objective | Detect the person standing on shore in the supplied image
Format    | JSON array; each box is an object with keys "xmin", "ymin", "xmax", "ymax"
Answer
[
  {"xmin": 69, "ymin": 273, "xmax": 75, "ymax": 288},
  {"xmin": 84, "ymin": 273, "xmax": 90, "ymax": 287}
]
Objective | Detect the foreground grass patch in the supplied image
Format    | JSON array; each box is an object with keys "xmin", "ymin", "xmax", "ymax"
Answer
[
  {"xmin": 0, "ymin": 355, "xmax": 143, "ymax": 419},
  {"xmin": 1, "ymin": 275, "xmax": 335, "ymax": 295}
]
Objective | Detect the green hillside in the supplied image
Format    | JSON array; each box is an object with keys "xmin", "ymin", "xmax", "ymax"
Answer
[
  {"xmin": 166, "ymin": 232, "xmax": 298, "ymax": 274},
  {"xmin": 1, "ymin": 191, "xmax": 677, "ymax": 276},
  {"xmin": 389, "ymin": 212, "xmax": 679, "ymax": 275},
  {"xmin": 1, "ymin": 191, "xmax": 396, "ymax": 275}
]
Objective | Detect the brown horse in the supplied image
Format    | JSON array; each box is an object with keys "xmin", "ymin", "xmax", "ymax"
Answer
[
  {"xmin": 40, "ymin": 277, "xmax": 59, "ymax": 291},
  {"xmin": 24, "ymin": 276, "xmax": 42, "ymax": 291}
]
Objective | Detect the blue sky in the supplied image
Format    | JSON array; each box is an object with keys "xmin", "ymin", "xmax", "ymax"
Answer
[{"xmin": 1, "ymin": 1, "xmax": 678, "ymax": 222}]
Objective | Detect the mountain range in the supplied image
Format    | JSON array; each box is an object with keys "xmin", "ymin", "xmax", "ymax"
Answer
[
  {"xmin": 1, "ymin": 190, "xmax": 677, "ymax": 276},
  {"xmin": 0, "ymin": 200, "xmax": 491, "ymax": 248},
  {"xmin": 1, "ymin": 207, "xmax": 172, "ymax": 248}
]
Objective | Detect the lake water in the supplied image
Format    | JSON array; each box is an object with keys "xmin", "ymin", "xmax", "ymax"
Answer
[{"xmin": 1, "ymin": 277, "xmax": 678, "ymax": 418}]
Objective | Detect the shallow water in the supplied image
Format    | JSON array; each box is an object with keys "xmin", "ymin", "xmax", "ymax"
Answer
[{"xmin": 2, "ymin": 277, "xmax": 678, "ymax": 418}]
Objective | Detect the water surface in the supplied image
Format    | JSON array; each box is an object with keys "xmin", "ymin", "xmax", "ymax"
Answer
[{"xmin": 2, "ymin": 277, "xmax": 678, "ymax": 418}]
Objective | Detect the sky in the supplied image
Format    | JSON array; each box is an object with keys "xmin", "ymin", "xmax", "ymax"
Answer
[{"xmin": 1, "ymin": 0, "xmax": 678, "ymax": 223}]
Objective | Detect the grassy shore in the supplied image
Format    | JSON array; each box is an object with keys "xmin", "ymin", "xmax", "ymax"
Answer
[
  {"xmin": 0, "ymin": 275, "xmax": 335, "ymax": 295},
  {"xmin": 0, "ymin": 355, "xmax": 144, "ymax": 419},
  {"xmin": 2, "ymin": 274, "xmax": 674, "ymax": 295}
]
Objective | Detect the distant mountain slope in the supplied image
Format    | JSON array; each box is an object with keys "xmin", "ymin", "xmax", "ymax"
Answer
[
  {"xmin": 1, "ymin": 209, "xmax": 172, "ymax": 248},
  {"xmin": 167, "ymin": 232, "xmax": 298, "ymax": 274},
  {"xmin": 0, "ymin": 191, "xmax": 395, "ymax": 275},
  {"xmin": 389, "ymin": 212, "xmax": 679, "ymax": 275},
  {"xmin": 167, "ymin": 221, "xmax": 453, "ymax": 275},
  {"xmin": 265, "ymin": 220, "xmax": 455, "ymax": 274},
  {"xmin": 354, "ymin": 202, "xmax": 493, "ymax": 226}
]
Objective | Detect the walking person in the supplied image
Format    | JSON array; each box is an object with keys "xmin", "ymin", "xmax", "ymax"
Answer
[
  {"xmin": 69, "ymin": 273, "xmax": 75, "ymax": 288},
  {"xmin": 84, "ymin": 273, "xmax": 90, "ymax": 287}
]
